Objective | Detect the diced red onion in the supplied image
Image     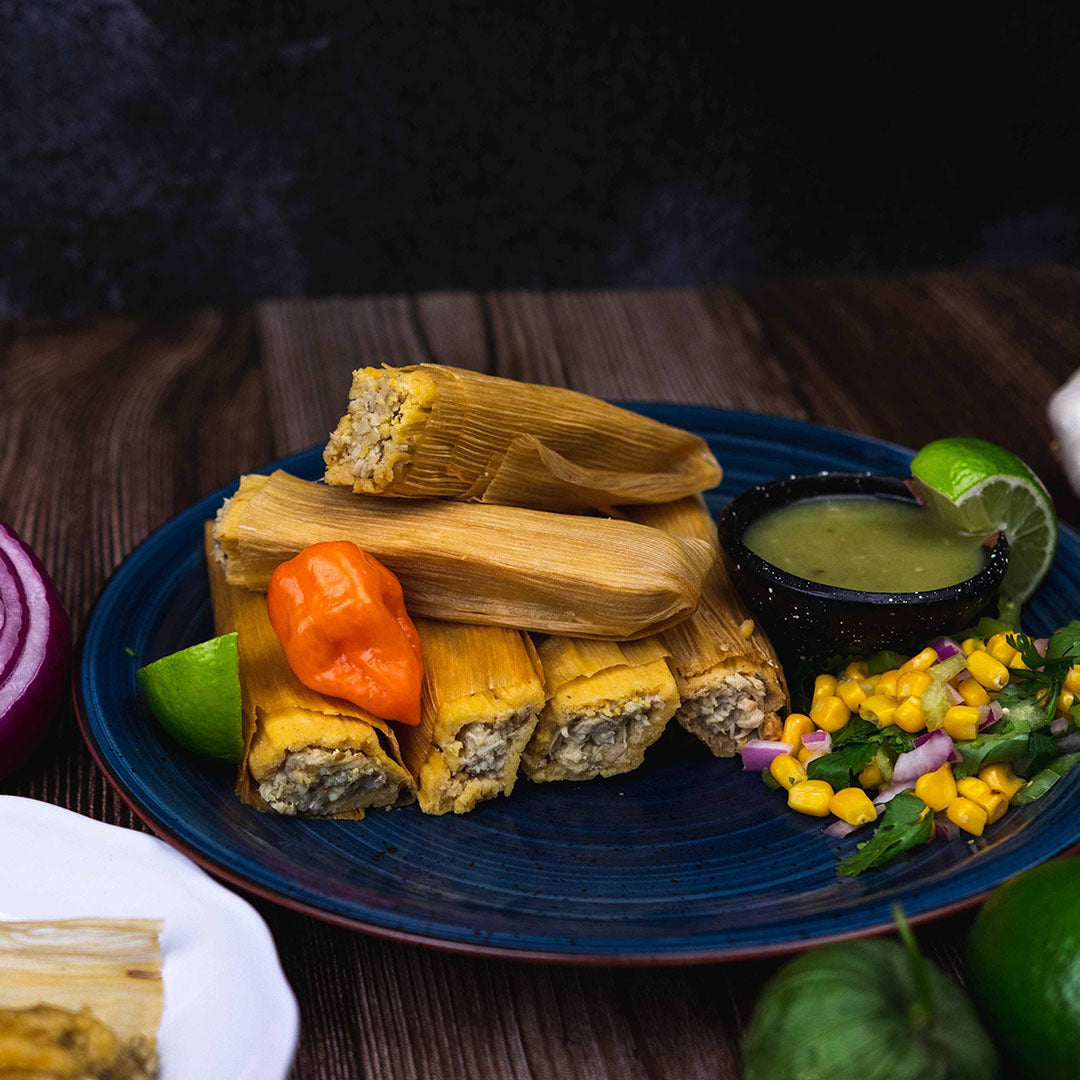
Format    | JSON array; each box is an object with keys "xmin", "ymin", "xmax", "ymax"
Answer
[
  {"xmin": 802, "ymin": 730, "xmax": 832, "ymax": 754},
  {"xmin": 1034, "ymin": 638, "xmax": 1049, "ymax": 657},
  {"xmin": 741, "ymin": 739, "xmax": 793, "ymax": 770},
  {"xmin": 935, "ymin": 819, "xmax": 960, "ymax": 842},
  {"xmin": 946, "ymin": 683, "xmax": 964, "ymax": 705},
  {"xmin": 929, "ymin": 637, "xmax": 963, "ymax": 660},
  {"xmin": 978, "ymin": 700, "xmax": 1004, "ymax": 731},
  {"xmin": 0, "ymin": 523, "xmax": 72, "ymax": 780},
  {"xmin": 874, "ymin": 778, "xmax": 918, "ymax": 805},
  {"xmin": 1051, "ymin": 716, "xmax": 1069, "ymax": 735},
  {"xmin": 1056, "ymin": 731, "xmax": 1080, "ymax": 753},
  {"xmin": 893, "ymin": 729, "xmax": 957, "ymax": 783}
]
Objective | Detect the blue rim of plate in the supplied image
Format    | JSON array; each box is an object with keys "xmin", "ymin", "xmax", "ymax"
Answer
[{"xmin": 75, "ymin": 406, "xmax": 1080, "ymax": 965}]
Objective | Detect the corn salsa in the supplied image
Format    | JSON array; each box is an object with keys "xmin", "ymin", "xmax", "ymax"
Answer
[{"xmin": 743, "ymin": 496, "xmax": 986, "ymax": 593}]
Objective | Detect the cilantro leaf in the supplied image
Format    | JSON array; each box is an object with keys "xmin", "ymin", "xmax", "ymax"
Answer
[
  {"xmin": 808, "ymin": 722, "xmax": 914, "ymax": 789},
  {"xmin": 807, "ymin": 743, "xmax": 878, "ymax": 789},
  {"xmin": 836, "ymin": 791, "xmax": 933, "ymax": 877},
  {"xmin": 954, "ymin": 731, "xmax": 1059, "ymax": 779}
]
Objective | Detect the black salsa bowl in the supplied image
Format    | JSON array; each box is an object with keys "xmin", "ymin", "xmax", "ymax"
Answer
[{"xmin": 717, "ymin": 473, "xmax": 1010, "ymax": 663}]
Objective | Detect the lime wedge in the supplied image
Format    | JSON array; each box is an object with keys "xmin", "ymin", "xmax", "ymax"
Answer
[
  {"xmin": 136, "ymin": 633, "xmax": 243, "ymax": 763},
  {"xmin": 910, "ymin": 438, "xmax": 1056, "ymax": 604}
]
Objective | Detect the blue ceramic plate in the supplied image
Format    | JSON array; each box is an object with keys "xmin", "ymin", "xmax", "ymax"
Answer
[{"xmin": 76, "ymin": 407, "xmax": 1080, "ymax": 964}]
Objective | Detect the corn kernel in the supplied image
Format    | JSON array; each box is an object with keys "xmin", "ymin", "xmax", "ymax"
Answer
[
  {"xmin": 837, "ymin": 678, "xmax": 868, "ymax": 711},
  {"xmin": 812, "ymin": 674, "xmax": 838, "ymax": 711},
  {"xmin": 797, "ymin": 745, "xmax": 824, "ymax": 765},
  {"xmin": 957, "ymin": 677, "xmax": 991, "ymax": 708},
  {"xmin": 843, "ymin": 661, "xmax": 870, "ymax": 680},
  {"xmin": 770, "ymin": 753, "xmax": 807, "ymax": 789},
  {"xmin": 1056, "ymin": 689, "xmax": 1076, "ymax": 718},
  {"xmin": 947, "ymin": 796, "xmax": 988, "ymax": 836},
  {"xmin": 787, "ymin": 779, "xmax": 834, "ymax": 816},
  {"xmin": 894, "ymin": 696, "xmax": 926, "ymax": 733},
  {"xmin": 915, "ymin": 763, "xmax": 957, "ymax": 812},
  {"xmin": 1066, "ymin": 665, "xmax": 1080, "ymax": 695},
  {"xmin": 1010, "ymin": 653, "xmax": 1029, "ymax": 671},
  {"xmin": 811, "ymin": 695, "xmax": 851, "ymax": 733},
  {"xmin": 875, "ymin": 669, "xmax": 900, "ymax": 698},
  {"xmin": 961, "ymin": 637, "xmax": 984, "ymax": 655},
  {"xmin": 858, "ymin": 759, "xmax": 885, "ymax": 788},
  {"xmin": 966, "ymin": 650, "xmax": 1009, "ymax": 691},
  {"xmin": 978, "ymin": 763, "xmax": 1024, "ymax": 800},
  {"xmin": 900, "ymin": 647, "xmax": 939, "ymax": 672},
  {"xmin": 829, "ymin": 786, "xmax": 878, "ymax": 825},
  {"xmin": 976, "ymin": 789, "xmax": 1009, "ymax": 824},
  {"xmin": 860, "ymin": 693, "xmax": 898, "ymax": 727},
  {"xmin": 896, "ymin": 670, "xmax": 933, "ymax": 699},
  {"xmin": 943, "ymin": 705, "xmax": 980, "ymax": 742},
  {"xmin": 957, "ymin": 776, "xmax": 991, "ymax": 802},
  {"xmin": 781, "ymin": 713, "xmax": 815, "ymax": 751},
  {"xmin": 986, "ymin": 633, "xmax": 1018, "ymax": 666}
]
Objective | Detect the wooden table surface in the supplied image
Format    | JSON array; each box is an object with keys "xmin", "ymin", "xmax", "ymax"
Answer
[{"xmin": 3, "ymin": 265, "xmax": 1077, "ymax": 1079}]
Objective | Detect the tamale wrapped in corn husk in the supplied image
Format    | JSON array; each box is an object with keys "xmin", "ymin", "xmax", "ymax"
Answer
[
  {"xmin": 0, "ymin": 918, "xmax": 162, "ymax": 1078},
  {"xmin": 322, "ymin": 364, "xmax": 723, "ymax": 511},
  {"xmin": 212, "ymin": 471, "xmax": 714, "ymax": 640},
  {"xmin": 521, "ymin": 637, "xmax": 679, "ymax": 782},
  {"xmin": 626, "ymin": 497, "xmax": 788, "ymax": 756},
  {"xmin": 398, "ymin": 619, "xmax": 546, "ymax": 815},
  {"xmin": 205, "ymin": 524, "xmax": 416, "ymax": 818}
]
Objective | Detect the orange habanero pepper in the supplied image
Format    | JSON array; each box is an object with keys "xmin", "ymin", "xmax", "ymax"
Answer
[{"xmin": 266, "ymin": 541, "xmax": 423, "ymax": 725}]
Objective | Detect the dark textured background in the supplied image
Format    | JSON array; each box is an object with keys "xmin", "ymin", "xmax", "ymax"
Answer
[{"xmin": 2, "ymin": 3, "xmax": 1077, "ymax": 318}]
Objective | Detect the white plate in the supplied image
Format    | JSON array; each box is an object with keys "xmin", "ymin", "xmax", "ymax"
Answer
[{"xmin": 0, "ymin": 796, "xmax": 298, "ymax": 1080}]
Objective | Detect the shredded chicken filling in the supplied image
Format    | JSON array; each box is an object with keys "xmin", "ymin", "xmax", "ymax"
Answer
[
  {"xmin": 680, "ymin": 673, "xmax": 768, "ymax": 753},
  {"xmin": 548, "ymin": 695, "xmax": 661, "ymax": 774},
  {"xmin": 259, "ymin": 747, "xmax": 396, "ymax": 816},
  {"xmin": 439, "ymin": 709, "xmax": 532, "ymax": 800},
  {"xmin": 328, "ymin": 373, "xmax": 410, "ymax": 485}
]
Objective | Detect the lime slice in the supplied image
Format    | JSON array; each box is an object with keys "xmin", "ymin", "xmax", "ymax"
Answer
[
  {"xmin": 136, "ymin": 633, "xmax": 243, "ymax": 763},
  {"xmin": 910, "ymin": 437, "xmax": 1056, "ymax": 603}
]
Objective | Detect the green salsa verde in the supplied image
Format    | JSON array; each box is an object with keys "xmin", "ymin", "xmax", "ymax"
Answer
[{"xmin": 742, "ymin": 496, "xmax": 987, "ymax": 593}]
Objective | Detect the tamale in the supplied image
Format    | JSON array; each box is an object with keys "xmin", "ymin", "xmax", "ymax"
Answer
[
  {"xmin": 213, "ymin": 471, "xmax": 714, "ymax": 640},
  {"xmin": 322, "ymin": 364, "xmax": 722, "ymax": 511},
  {"xmin": 0, "ymin": 918, "xmax": 162, "ymax": 1078},
  {"xmin": 398, "ymin": 619, "xmax": 546, "ymax": 815},
  {"xmin": 205, "ymin": 524, "xmax": 416, "ymax": 818},
  {"xmin": 626, "ymin": 497, "xmax": 788, "ymax": 756},
  {"xmin": 521, "ymin": 637, "xmax": 679, "ymax": 783}
]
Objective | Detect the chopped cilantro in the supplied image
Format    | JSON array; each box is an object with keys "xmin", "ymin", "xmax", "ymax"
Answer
[{"xmin": 836, "ymin": 791, "xmax": 933, "ymax": 877}]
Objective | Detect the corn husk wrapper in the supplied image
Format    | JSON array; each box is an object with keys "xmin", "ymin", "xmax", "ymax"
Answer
[
  {"xmin": 205, "ymin": 525, "xmax": 415, "ymax": 818},
  {"xmin": 626, "ymin": 497, "xmax": 788, "ymax": 756},
  {"xmin": 0, "ymin": 918, "xmax": 162, "ymax": 1053},
  {"xmin": 213, "ymin": 471, "xmax": 714, "ymax": 640},
  {"xmin": 323, "ymin": 364, "xmax": 722, "ymax": 511},
  {"xmin": 398, "ymin": 619, "xmax": 546, "ymax": 815},
  {"xmin": 521, "ymin": 636, "xmax": 679, "ymax": 782}
]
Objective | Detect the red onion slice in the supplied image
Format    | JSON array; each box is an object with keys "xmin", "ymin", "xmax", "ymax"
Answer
[
  {"xmin": 874, "ymin": 778, "xmax": 918, "ymax": 805},
  {"xmin": 1051, "ymin": 716, "xmax": 1069, "ymax": 735},
  {"xmin": 929, "ymin": 637, "xmax": 963, "ymax": 660},
  {"xmin": 935, "ymin": 819, "xmax": 960, "ymax": 841},
  {"xmin": 802, "ymin": 730, "xmax": 832, "ymax": 754},
  {"xmin": 741, "ymin": 739, "xmax": 793, "ymax": 770},
  {"xmin": 978, "ymin": 700, "xmax": 1004, "ymax": 731},
  {"xmin": 0, "ymin": 522, "xmax": 72, "ymax": 780},
  {"xmin": 1057, "ymin": 731, "xmax": 1080, "ymax": 753},
  {"xmin": 893, "ymin": 729, "xmax": 957, "ymax": 783}
]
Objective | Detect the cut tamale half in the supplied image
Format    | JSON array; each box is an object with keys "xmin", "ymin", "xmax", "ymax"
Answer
[
  {"xmin": 205, "ymin": 524, "xmax": 416, "ymax": 818},
  {"xmin": 212, "ymin": 471, "xmax": 714, "ymax": 640},
  {"xmin": 322, "ymin": 364, "xmax": 723, "ymax": 511},
  {"xmin": 521, "ymin": 637, "xmax": 679, "ymax": 783},
  {"xmin": 0, "ymin": 918, "xmax": 162, "ymax": 1078},
  {"xmin": 626, "ymin": 497, "xmax": 788, "ymax": 756},
  {"xmin": 398, "ymin": 619, "xmax": 546, "ymax": 815}
]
